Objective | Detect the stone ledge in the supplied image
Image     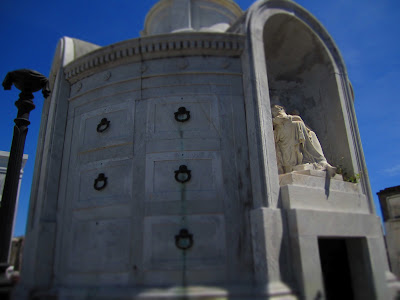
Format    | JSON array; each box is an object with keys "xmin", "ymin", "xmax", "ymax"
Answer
[
  {"xmin": 281, "ymin": 184, "xmax": 369, "ymax": 214},
  {"xmin": 279, "ymin": 170, "xmax": 361, "ymax": 194},
  {"xmin": 279, "ymin": 171, "xmax": 369, "ymax": 214},
  {"xmin": 64, "ymin": 33, "xmax": 245, "ymax": 84},
  {"xmin": 287, "ymin": 209, "xmax": 382, "ymax": 237},
  {"xmin": 28, "ymin": 284, "xmax": 297, "ymax": 300}
]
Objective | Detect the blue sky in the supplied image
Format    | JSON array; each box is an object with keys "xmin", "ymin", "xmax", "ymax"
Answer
[{"xmin": 0, "ymin": 0, "xmax": 399, "ymax": 237}]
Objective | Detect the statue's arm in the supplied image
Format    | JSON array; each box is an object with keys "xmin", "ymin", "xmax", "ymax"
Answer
[
  {"xmin": 289, "ymin": 115, "xmax": 303, "ymax": 122},
  {"xmin": 273, "ymin": 115, "xmax": 287, "ymax": 125}
]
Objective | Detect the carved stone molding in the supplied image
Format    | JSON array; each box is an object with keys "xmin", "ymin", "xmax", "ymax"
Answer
[
  {"xmin": 177, "ymin": 57, "xmax": 189, "ymax": 70},
  {"xmin": 64, "ymin": 33, "xmax": 245, "ymax": 84},
  {"xmin": 75, "ymin": 81, "xmax": 83, "ymax": 93},
  {"xmin": 103, "ymin": 71, "xmax": 112, "ymax": 81}
]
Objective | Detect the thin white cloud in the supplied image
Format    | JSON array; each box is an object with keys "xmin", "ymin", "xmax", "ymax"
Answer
[{"xmin": 383, "ymin": 164, "xmax": 400, "ymax": 176}]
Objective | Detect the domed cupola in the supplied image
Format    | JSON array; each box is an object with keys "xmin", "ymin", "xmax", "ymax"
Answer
[{"xmin": 141, "ymin": 0, "xmax": 243, "ymax": 36}]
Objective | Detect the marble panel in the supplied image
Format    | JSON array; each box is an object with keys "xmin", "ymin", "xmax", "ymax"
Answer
[
  {"xmin": 75, "ymin": 160, "xmax": 132, "ymax": 209},
  {"xmin": 77, "ymin": 101, "xmax": 134, "ymax": 153},
  {"xmin": 143, "ymin": 215, "xmax": 226, "ymax": 270},
  {"xmin": 68, "ymin": 218, "xmax": 131, "ymax": 273},
  {"xmin": 146, "ymin": 95, "xmax": 220, "ymax": 142},
  {"xmin": 145, "ymin": 151, "xmax": 222, "ymax": 203}
]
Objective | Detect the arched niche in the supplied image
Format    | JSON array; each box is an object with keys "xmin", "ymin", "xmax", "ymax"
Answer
[{"xmin": 264, "ymin": 13, "xmax": 354, "ymax": 176}]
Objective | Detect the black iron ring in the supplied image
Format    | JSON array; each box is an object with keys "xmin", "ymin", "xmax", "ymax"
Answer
[
  {"xmin": 174, "ymin": 165, "xmax": 191, "ymax": 183},
  {"xmin": 174, "ymin": 107, "xmax": 190, "ymax": 122},
  {"xmin": 94, "ymin": 173, "xmax": 108, "ymax": 191},
  {"xmin": 175, "ymin": 229, "xmax": 194, "ymax": 250},
  {"xmin": 97, "ymin": 118, "xmax": 110, "ymax": 133}
]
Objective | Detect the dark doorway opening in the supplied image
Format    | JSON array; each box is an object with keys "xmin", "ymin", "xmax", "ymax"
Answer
[
  {"xmin": 318, "ymin": 238, "xmax": 376, "ymax": 300},
  {"xmin": 318, "ymin": 238, "xmax": 354, "ymax": 300}
]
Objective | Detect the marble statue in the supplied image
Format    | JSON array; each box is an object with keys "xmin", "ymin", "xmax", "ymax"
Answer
[{"xmin": 272, "ymin": 105, "xmax": 336, "ymax": 177}]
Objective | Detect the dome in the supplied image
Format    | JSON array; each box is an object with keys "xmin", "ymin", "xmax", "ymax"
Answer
[{"xmin": 141, "ymin": 0, "xmax": 243, "ymax": 36}]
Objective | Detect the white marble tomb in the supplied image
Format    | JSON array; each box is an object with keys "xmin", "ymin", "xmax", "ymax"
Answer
[{"xmin": 14, "ymin": 1, "xmax": 399, "ymax": 299}]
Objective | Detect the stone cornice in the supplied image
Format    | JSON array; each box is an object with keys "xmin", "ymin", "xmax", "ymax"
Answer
[{"xmin": 64, "ymin": 32, "xmax": 245, "ymax": 84}]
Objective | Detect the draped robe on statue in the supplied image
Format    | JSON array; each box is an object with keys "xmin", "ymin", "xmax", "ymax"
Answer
[{"xmin": 272, "ymin": 105, "xmax": 335, "ymax": 176}]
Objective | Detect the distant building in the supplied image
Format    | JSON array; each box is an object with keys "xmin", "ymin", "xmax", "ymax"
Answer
[
  {"xmin": 378, "ymin": 186, "xmax": 400, "ymax": 278},
  {"xmin": 9, "ymin": 237, "xmax": 24, "ymax": 272},
  {"xmin": 0, "ymin": 151, "xmax": 28, "ymax": 206}
]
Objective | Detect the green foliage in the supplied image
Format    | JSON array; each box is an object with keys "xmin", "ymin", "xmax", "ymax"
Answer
[
  {"xmin": 335, "ymin": 157, "xmax": 362, "ymax": 183},
  {"xmin": 344, "ymin": 173, "xmax": 361, "ymax": 183},
  {"xmin": 336, "ymin": 166, "xmax": 361, "ymax": 183}
]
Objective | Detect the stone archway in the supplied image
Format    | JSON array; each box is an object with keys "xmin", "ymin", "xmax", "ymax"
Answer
[
  {"xmin": 263, "ymin": 12, "xmax": 354, "ymax": 176},
  {"xmin": 238, "ymin": 0, "xmax": 371, "ymax": 208}
]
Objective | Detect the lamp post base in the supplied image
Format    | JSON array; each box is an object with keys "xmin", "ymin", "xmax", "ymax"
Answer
[
  {"xmin": 0, "ymin": 263, "xmax": 13, "ymax": 300},
  {"xmin": 0, "ymin": 262, "xmax": 9, "ymax": 274}
]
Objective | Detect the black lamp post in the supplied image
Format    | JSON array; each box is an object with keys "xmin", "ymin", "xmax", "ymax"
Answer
[{"xmin": 0, "ymin": 69, "xmax": 49, "ymax": 273}]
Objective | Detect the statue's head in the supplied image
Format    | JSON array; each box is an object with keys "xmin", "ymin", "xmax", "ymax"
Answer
[{"xmin": 271, "ymin": 105, "xmax": 286, "ymax": 117}]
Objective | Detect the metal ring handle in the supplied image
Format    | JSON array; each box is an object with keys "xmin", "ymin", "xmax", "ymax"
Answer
[
  {"xmin": 174, "ymin": 165, "xmax": 191, "ymax": 183},
  {"xmin": 175, "ymin": 229, "xmax": 193, "ymax": 250},
  {"xmin": 97, "ymin": 118, "xmax": 110, "ymax": 133},
  {"xmin": 174, "ymin": 107, "xmax": 190, "ymax": 122},
  {"xmin": 94, "ymin": 173, "xmax": 108, "ymax": 191}
]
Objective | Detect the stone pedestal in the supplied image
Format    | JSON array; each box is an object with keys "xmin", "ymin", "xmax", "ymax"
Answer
[{"xmin": 281, "ymin": 171, "xmax": 391, "ymax": 300}]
